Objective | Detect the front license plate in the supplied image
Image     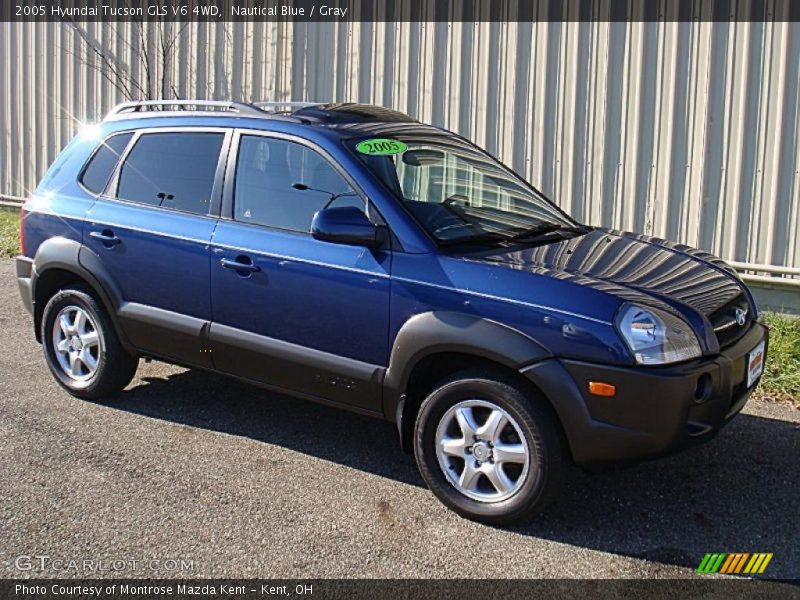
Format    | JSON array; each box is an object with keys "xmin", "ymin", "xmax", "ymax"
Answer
[{"xmin": 746, "ymin": 341, "xmax": 765, "ymax": 388}]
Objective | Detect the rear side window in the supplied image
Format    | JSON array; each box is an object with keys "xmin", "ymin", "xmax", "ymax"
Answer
[
  {"xmin": 234, "ymin": 135, "xmax": 362, "ymax": 232},
  {"xmin": 80, "ymin": 133, "xmax": 133, "ymax": 194},
  {"xmin": 116, "ymin": 132, "xmax": 224, "ymax": 215}
]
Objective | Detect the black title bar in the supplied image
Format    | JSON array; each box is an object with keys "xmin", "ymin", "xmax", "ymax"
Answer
[
  {"xmin": 3, "ymin": 0, "xmax": 800, "ymax": 22},
  {"xmin": 3, "ymin": 579, "xmax": 800, "ymax": 600}
]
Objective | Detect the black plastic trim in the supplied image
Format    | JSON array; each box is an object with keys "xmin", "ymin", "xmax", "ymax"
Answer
[
  {"xmin": 209, "ymin": 322, "xmax": 384, "ymax": 412},
  {"xmin": 116, "ymin": 302, "xmax": 213, "ymax": 369},
  {"xmin": 385, "ymin": 311, "xmax": 552, "ymax": 451},
  {"xmin": 15, "ymin": 256, "xmax": 34, "ymax": 315}
]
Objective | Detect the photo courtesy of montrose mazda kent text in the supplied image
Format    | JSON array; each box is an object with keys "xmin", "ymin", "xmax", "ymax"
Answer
[{"xmin": 15, "ymin": 101, "xmax": 768, "ymax": 524}]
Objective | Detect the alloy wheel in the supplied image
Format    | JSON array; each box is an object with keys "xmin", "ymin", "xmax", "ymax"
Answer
[
  {"xmin": 434, "ymin": 399, "xmax": 531, "ymax": 503},
  {"xmin": 51, "ymin": 305, "xmax": 101, "ymax": 384}
]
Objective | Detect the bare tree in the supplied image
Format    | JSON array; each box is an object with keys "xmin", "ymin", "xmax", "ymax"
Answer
[{"xmin": 65, "ymin": 17, "xmax": 192, "ymax": 102}]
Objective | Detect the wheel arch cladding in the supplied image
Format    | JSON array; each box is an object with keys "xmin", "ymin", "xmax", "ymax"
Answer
[
  {"xmin": 32, "ymin": 237, "xmax": 130, "ymax": 350},
  {"xmin": 383, "ymin": 311, "xmax": 554, "ymax": 451}
]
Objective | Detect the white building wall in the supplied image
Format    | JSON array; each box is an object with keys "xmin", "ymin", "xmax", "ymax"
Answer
[{"xmin": 1, "ymin": 16, "xmax": 798, "ymax": 271}]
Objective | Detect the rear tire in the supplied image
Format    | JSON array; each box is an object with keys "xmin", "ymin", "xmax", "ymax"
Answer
[
  {"xmin": 41, "ymin": 287, "xmax": 138, "ymax": 400},
  {"xmin": 413, "ymin": 369, "xmax": 565, "ymax": 525}
]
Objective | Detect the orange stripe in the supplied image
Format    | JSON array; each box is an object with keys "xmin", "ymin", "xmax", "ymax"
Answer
[
  {"xmin": 729, "ymin": 553, "xmax": 744, "ymax": 573},
  {"xmin": 720, "ymin": 554, "xmax": 736, "ymax": 574},
  {"xmin": 734, "ymin": 553, "xmax": 750, "ymax": 573},
  {"xmin": 730, "ymin": 553, "xmax": 744, "ymax": 574}
]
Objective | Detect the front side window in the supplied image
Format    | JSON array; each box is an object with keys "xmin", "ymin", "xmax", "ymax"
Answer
[
  {"xmin": 350, "ymin": 133, "xmax": 578, "ymax": 245},
  {"xmin": 117, "ymin": 132, "xmax": 224, "ymax": 215},
  {"xmin": 80, "ymin": 132, "xmax": 133, "ymax": 194},
  {"xmin": 234, "ymin": 135, "xmax": 362, "ymax": 232}
]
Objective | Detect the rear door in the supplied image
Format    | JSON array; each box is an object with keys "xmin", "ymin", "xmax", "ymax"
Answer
[
  {"xmin": 85, "ymin": 127, "xmax": 230, "ymax": 366},
  {"xmin": 208, "ymin": 131, "xmax": 391, "ymax": 413}
]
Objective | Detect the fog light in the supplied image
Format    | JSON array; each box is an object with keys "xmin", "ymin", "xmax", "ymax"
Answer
[
  {"xmin": 589, "ymin": 381, "xmax": 616, "ymax": 397},
  {"xmin": 694, "ymin": 373, "xmax": 712, "ymax": 403}
]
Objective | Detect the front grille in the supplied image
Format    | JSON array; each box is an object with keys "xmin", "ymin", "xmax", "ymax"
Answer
[{"xmin": 709, "ymin": 293, "xmax": 751, "ymax": 348}]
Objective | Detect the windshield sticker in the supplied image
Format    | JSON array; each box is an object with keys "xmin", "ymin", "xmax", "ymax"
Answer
[{"xmin": 355, "ymin": 138, "xmax": 407, "ymax": 156}]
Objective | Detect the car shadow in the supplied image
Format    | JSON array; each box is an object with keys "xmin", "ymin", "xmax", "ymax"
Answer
[
  {"xmin": 107, "ymin": 367, "xmax": 423, "ymax": 486},
  {"xmin": 106, "ymin": 367, "xmax": 799, "ymax": 578}
]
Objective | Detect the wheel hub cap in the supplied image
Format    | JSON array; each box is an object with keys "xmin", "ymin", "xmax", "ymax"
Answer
[{"xmin": 471, "ymin": 441, "xmax": 492, "ymax": 463}]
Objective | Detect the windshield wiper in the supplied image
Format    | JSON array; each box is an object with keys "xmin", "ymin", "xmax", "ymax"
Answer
[
  {"xmin": 509, "ymin": 223, "xmax": 590, "ymax": 242},
  {"xmin": 437, "ymin": 232, "xmax": 510, "ymax": 247},
  {"xmin": 508, "ymin": 222, "xmax": 564, "ymax": 240}
]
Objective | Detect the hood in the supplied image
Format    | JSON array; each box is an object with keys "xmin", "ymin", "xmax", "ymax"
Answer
[{"xmin": 472, "ymin": 228, "xmax": 746, "ymax": 319}]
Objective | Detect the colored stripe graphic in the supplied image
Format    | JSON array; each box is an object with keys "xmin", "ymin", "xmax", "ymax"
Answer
[{"xmin": 697, "ymin": 553, "xmax": 772, "ymax": 575}]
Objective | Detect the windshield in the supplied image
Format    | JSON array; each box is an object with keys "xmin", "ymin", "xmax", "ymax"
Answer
[{"xmin": 349, "ymin": 132, "xmax": 578, "ymax": 244}]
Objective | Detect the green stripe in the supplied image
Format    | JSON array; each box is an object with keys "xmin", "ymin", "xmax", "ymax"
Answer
[
  {"xmin": 697, "ymin": 554, "xmax": 714, "ymax": 573},
  {"xmin": 697, "ymin": 553, "xmax": 727, "ymax": 573}
]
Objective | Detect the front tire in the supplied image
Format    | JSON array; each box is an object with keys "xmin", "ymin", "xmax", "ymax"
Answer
[
  {"xmin": 414, "ymin": 370, "xmax": 565, "ymax": 525},
  {"xmin": 41, "ymin": 287, "xmax": 138, "ymax": 400}
]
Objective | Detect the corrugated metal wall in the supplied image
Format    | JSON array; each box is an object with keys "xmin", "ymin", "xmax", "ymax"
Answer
[{"xmin": 1, "ymin": 18, "xmax": 798, "ymax": 271}]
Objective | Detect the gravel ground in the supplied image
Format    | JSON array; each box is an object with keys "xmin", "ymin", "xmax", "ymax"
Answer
[{"xmin": 0, "ymin": 258, "xmax": 798, "ymax": 580}]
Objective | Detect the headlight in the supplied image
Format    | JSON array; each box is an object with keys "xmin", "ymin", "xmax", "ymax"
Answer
[{"xmin": 615, "ymin": 303, "xmax": 701, "ymax": 365}]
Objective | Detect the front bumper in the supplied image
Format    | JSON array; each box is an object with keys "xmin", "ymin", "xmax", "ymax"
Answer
[{"xmin": 521, "ymin": 321, "xmax": 769, "ymax": 464}]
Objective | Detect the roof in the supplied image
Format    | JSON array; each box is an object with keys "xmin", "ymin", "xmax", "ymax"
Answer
[{"xmin": 291, "ymin": 103, "xmax": 417, "ymax": 124}]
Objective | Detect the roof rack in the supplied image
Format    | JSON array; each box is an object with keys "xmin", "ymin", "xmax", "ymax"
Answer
[
  {"xmin": 101, "ymin": 100, "xmax": 415, "ymax": 126},
  {"xmin": 103, "ymin": 99, "xmax": 267, "ymax": 121}
]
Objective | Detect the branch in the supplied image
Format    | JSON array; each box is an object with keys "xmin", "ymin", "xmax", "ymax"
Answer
[
  {"xmin": 65, "ymin": 21, "xmax": 140, "ymax": 101},
  {"xmin": 133, "ymin": 17, "xmax": 152, "ymax": 100}
]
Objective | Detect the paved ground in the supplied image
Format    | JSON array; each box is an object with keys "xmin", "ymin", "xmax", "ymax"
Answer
[{"xmin": 0, "ymin": 258, "xmax": 798, "ymax": 580}]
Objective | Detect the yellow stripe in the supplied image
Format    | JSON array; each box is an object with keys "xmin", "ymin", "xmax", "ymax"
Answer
[
  {"xmin": 758, "ymin": 554, "xmax": 773, "ymax": 574},
  {"xmin": 750, "ymin": 554, "xmax": 766, "ymax": 573},
  {"xmin": 720, "ymin": 554, "xmax": 736, "ymax": 574},
  {"xmin": 734, "ymin": 553, "xmax": 750, "ymax": 574},
  {"xmin": 744, "ymin": 554, "xmax": 759, "ymax": 574}
]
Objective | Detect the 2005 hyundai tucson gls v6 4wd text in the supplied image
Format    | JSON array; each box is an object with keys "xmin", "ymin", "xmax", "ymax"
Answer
[{"xmin": 15, "ymin": 101, "xmax": 768, "ymax": 524}]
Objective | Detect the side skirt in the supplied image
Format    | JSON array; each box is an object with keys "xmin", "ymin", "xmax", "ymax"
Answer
[{"xmin": 116, "ymin": 301, "xmax": 386, "ymax": 415}]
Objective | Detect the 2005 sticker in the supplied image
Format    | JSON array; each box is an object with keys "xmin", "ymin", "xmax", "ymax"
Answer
[{"xmin": 355, "ymin": 138, "xmax": 407, "ymax": 156}]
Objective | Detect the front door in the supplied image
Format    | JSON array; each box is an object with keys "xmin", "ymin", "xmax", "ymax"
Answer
[{"xmin": 209, "ymin": 132, "xmax": 391, "ymax": 412}]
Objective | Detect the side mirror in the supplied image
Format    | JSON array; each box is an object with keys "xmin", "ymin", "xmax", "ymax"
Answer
[{"xmin": 311, "ymin": 206, "xmax": 383, "ymax": 248}]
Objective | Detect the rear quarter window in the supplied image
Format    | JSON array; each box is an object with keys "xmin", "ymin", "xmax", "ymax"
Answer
[{"xmin": 79, "ymin": 132, "xmax": 134, "ymax": 194}]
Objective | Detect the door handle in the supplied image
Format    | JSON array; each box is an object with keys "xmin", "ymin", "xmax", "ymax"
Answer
[
  {"xmin": 220, "ymin": 257, "xmax": 261, "ymax": 273},
  {"xmin": 89, "ymin": 230, "xmax": 121, "ymax": 246}
]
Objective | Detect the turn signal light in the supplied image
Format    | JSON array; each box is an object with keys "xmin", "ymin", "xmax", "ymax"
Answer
[{"xmin": 588, "ymin": 381, "xmax": 616, "ymax": 397}]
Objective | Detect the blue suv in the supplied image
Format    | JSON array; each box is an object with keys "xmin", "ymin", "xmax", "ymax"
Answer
[{"xmin": 16, "ymin": 101, "xmax": 768, "ymax": 524}]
